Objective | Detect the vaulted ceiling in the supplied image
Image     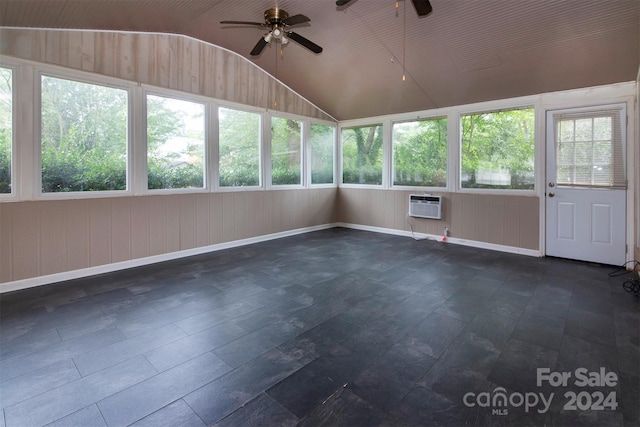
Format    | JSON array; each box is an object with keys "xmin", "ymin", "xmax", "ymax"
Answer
[{"xmin": 1, "ymin": 0, "xmax": 639, "ymax": 121}]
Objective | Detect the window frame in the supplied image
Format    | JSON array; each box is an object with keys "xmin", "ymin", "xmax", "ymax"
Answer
[
  {"xmin": 36, "ymin": 69, "xmax": 136, "ymax": 200},
  {"xmin": 457, "ymin": 104, "xmax": 537, "ymax": 195},
  {"xmin": 143, "ymin": 87, "xmax": 210, "ymax": 194},
  {"xmin": 391, "ymin": 115, "xmax": 449, "ymax": 191},
  {"xmin": 0, "ymin": 63, "xmax": 16, "ymax": 201}
]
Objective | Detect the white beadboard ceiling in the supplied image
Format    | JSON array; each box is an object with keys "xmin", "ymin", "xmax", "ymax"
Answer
[{"xmin": 1, "ymin": 0, "xmax": 638, "ymax": 120}]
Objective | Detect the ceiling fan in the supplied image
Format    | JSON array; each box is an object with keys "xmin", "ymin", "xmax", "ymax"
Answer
[
  {"xmin": 220, "ymin": 8, "xmax": 323, "ymax": 56},
  {"xmin": 336, "ymin": 0, "xmax": 433, "ymax": 17}
]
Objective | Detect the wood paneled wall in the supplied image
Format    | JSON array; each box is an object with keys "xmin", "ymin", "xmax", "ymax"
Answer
[
  {"xmin": 0, "ymin": 28, "xmax": 333, "ymax": 121},
  {"xmin": 337, "ymin": 188, "xmax": 540, "ymax": 251},
  {"xmin": 0, "ymin": 189, "xmax": 337, "ymax": 283}
]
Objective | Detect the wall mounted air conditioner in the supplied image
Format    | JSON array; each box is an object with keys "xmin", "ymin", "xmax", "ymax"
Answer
[{"xmin": 409, "ymin": 194, "xmax": 442, "ymax": 219}]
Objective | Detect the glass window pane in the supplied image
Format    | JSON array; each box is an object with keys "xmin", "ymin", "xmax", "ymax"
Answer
[
  {"xmin": 557, "ymin": 142, "xmax": 574, "ymax": 166},
  {"xmin": 0, "ymin": 67, "xmax": 12, "ymax": 194},
  {"xmin": 574, "ymin": 142, "xmax": 592, "ymax": 165},
  {"xmin": 218, "ymin": 107, "xmax": 260, "ymax": 187},
  {"xmin": 310, "ymin": 123, "xmax": 334, "ymax": 185},
  {"xmin": 460, "ymin": 108, "xmax": 535, "ymax": 190},
  {"xmin": 342, "ymin": 125, "xmax": 383, "ymax": 185},
  {"xmin": 271, "ymin": 117, "xmax": 302, "ymax": 186},
  {"xmin": 147, "ymin": 95, "xmax": 205, "ymax": 190},
  {"xmin": 593, "ymin": 117, "xmax": 612, "ymax": 140},
  {"xmin": 574, "ymin": 118, "xmax": 592, "ymax": 142},
  {"xmin": 393, "ymin": 118, "xmax": 447, "ymax": 187},
  {"xmin": 558, "ymin": 120, "xmax": 574, "ymax": 143},
  {"xmin": 41, "ymin": 75, "xmax": 127, "ymax": 192},
  {"xmin": 554, "ymin": 111, "xmax": 621, "ymax": 188}
]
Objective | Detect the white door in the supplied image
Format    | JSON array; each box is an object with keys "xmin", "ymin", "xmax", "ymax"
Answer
[{"xmin": 545, "ymin": 105, "xmax": 627, "ymax": 266}]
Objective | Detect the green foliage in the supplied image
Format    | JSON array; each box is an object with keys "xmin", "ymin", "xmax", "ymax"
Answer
[
  {"xmin": 147, "ymin": 95, "xmax": 205, "ymax": 190},
  {"xmin": 41, "ymin": 76, "xmax": 128, "ymax": 192},
  {"xmin": 461, "ymin": 108, "xmax": 535, "ymax": 189},
  {"xmin": 271, "ymin": 117, "xmax": 301, "ymax": 186},
  {"xmin": 310, "ymin": 124, "xmax": 334, "ymax": 184},
  {"xmin": 219, "ymin": 107, "xmax": 261, "ymax": 187},
  {"xmin": 0, "ymin": 67, "xmax": 12, "ymax": 193},
  {"xmin": 393, "ymin": 118, "xmax": 447, "ymax": 187},
  {"xmin": 0, "ymin": 128, "xmax": 11, "ymax": 193},
  {"xmin": 342, "ymin": 125, "xmax": 383, "ymax": 185}
]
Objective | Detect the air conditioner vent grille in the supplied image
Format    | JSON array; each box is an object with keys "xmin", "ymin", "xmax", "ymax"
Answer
[{"xmin": 409, "ymin": 194, "xmax": 442, "ymax": 219}]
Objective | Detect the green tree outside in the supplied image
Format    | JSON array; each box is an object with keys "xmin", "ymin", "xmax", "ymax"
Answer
[
  {"xmin": 218, "ymin": 107, "xmax": 261, "ymax": 187},
  {"xmin": 0, "ymin": 67, "xmax": 12, "ymax": 193},
  {"xmin": 342, "ymin": 125, "xmax": 383, "ymax": 185},
  {"xmin": 460, "ymin": 108, "xmax": 535, "ymax": 189},
  {"xmin": 393, "ymin": 118, "xmax": 447, "ymax": 187},
  {"xmin": 40, "ymin": 76, "xmax": 128, "ymax": 192}
]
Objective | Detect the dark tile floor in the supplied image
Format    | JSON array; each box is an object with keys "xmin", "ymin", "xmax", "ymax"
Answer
[{"xmin": 1, "ymin": 227, "xmax": 639, "ymax": 426}]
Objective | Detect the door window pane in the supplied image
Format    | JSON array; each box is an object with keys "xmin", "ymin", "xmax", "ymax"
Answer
[
  {"xmin": 271, "ymin": 117, "xmax": 302, "ymax": 186},
  {"xmin": 554, "ymin": 110, "xmax": 624, "ymax": 188},
  {"xmin": 342, "ymin": 124, "xmax": 383, "ymax": 185},
  {"xmin": 460, "ymin": 108, "xmax": 535, "ymax": 190},
  {"xmin": 0, "ymin": 67, "xmax": 12, "ymax": 194},
  {"xmin": 41, "ymin": 75, "xmax": 128, "ymax": 192},
  {"xmin": 310, "ymin": 124, "xmax": 335, "ymax": 185},
  {"xmin": 147, "ymin": 95, "xmax": 205, "ymax": 190},
  {"xmin": 218, "ymin": 107, "xmax": 261, "ymax": 187},
  {"xmin": 393, "ymin": 117, "xmax": 447, "ymax": 187}
]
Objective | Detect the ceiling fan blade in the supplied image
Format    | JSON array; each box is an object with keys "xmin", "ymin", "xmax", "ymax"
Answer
[
  {"xmin": 287, "ymin": 32, "xmax": 323, "ymax": 54},
  {"xmin": 220, "ymin": 20, "xmax": 264, "ymax": 26},
  {"xmin": 412, "ymin": 0, "xmax": 433, "ymax": 16},
  {"xmin": 283, "ymin": 14, "xmax": 310, "ymax": 26},
  {"xmin": 335, "ymin": 0, "xmax": 352, "ymax": 5},
  {"xmin": 250, "ymin": 37, "xmax": 269, "ymax": 56}
]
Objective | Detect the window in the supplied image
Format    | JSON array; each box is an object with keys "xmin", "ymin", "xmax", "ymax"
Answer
[
  {"xmin": 393, "ymin": 117, "xmax": 447, "ymax": 187},
  {"xmin": 0, "ymin": 67, "xmax": 12, "ymax": 194},
  {"xmin": 40, "ymin": 75, "xmax": 128, "ymax": 192},
  {"xmin": 342, "ymin": 124, "xmax": 383, "ymax": 185},
  {"xmin": 271, "ymin": 117, "xmax": 302, "ymax": 186},
  {"xmin": 310, "ymin": 123, "xmax": 335, "ymax": 185},
  {"xmin": 553, "ymin": 108, "xmax": 625, "ymax": 188},
  {"xmin": 218, "ymin": 107, "xmax": 261, "ymax": 187},
  {"xmin": 460, "ymin": 107, "xmax": 535, "ymax": 190},
  {"xmin": 147, "ymin": 94, "xmax": 205, "ymax": 190}
]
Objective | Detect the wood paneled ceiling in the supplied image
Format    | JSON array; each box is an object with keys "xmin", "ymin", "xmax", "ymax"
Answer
[{"xmin": 1, "ymin": 0, "xmax": 639, "ymax": 120}]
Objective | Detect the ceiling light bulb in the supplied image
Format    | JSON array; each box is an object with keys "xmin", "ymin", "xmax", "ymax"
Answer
[{"xmin": 272, "ymin": 27, "xmax": 282, "ymax": 38}]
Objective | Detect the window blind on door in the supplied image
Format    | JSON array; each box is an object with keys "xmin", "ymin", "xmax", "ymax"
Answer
[{"xmin": 553, "ymin": 107, "xmax": 625, "ymax": 189}]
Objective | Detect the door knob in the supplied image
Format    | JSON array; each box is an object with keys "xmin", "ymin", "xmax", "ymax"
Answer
[
  {"xmin": 548, "ymin": 182, "xmax": 555, "ymax": 187},
  {"xmin": 549, "ymin": 192, "xmax": 555, "ymax": 197}
]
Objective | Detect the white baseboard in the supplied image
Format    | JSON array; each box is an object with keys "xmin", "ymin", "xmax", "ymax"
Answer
[
  {"xmin": 0, "ymin": 223, "xmax": 339, "ymax": 294},
  {"xmin": 336, "ymin": 222, "xmax": 541, "ymax": 257},
  {"xmin": 1, "ymin": 221, "xmax": 541, "ymax": 293}
]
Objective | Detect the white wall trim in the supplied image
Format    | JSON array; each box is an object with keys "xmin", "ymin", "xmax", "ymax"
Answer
[
  {"xmin": 336, "ymin": 222, "xmax": 541, "ymax": 258},
  {"xmin": 0, "ymin": 223, "xmax": 339, "ymax": 294}
]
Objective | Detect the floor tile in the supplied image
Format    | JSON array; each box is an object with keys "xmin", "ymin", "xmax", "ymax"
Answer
[
  {"xmin": 183, "ymin": 349, "xmax": 302, "ymax": 425},
  {"xmin": 3, "ymin": 356, "xmax": 157, "ymax": 427},
  {"xmin": 212, "ymin": 393, "xmax": 298, "ymax": 427},
  {"xmin": 129, "ymin": 399, "xmax": 206, "ymax": 427},
  {"xmin": 44, "ymin": 404, "xmax": 107, "ymax": 427},
  {"xmin": 98, "ymin": 352, "xmax": 231, "ymax": 426},
  {"xmin": 73, "ymin": 324, "xmax": 186, "ymax": 376}
]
